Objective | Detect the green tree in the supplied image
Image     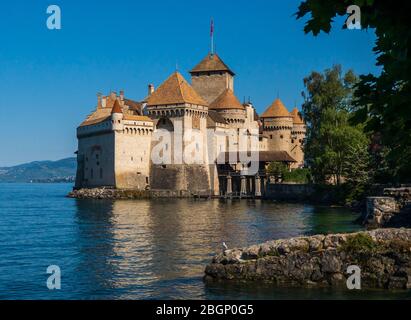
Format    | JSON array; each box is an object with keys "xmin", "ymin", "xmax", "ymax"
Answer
[
  {"xmin": 266, "ymin": 162, "xmax": 288, "ymax": 177},
  {"xmin": 296, "ymin": 0, "xmax": 411, "ymax": 182},
  {"xmin": 302, "ymin": 66, "xmax": 371, "ymax": 187}
]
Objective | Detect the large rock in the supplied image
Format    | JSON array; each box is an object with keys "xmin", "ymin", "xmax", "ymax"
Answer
[
  {"xmin": 364, "ymin": 197, "xmax": 399, "ymax": 228},
  {"xmin": 204, "ymin": 229, "xmax": 411, "ymax": 289}
]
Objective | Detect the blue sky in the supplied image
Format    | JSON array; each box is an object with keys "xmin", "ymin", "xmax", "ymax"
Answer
[{"xmin": 0, "ymin": 0, "xmax": 379, "ymax": 166}]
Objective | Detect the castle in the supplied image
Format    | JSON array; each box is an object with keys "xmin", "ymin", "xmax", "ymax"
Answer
[{"xmin": 75, "ymin": 53, "xmax": 306, "ymax": 196}]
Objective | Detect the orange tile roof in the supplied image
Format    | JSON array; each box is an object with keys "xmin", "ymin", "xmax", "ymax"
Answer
[
  {"xmin": 111, "ymin": 99, "xmax": 123, "ymax": 114},
  {"xmin": 147, "ymin": 72, "xmax": 207, "ymax": 106},
  {"xmin": 219, "ymin": 151, "xmax": 297, "ymax": 163},
  {"xmin": 290, "ymin": 107, "xmax": 305, "ymax": 124},
  {"xmin": 80, "ymin": 116, "xmax": 111, "ymax": 127},
  {"xmin": 124, "ymin": 98, "xmax": 143, "ymax": 115},
  {"xmin": 79, "ymin": 107, "xmax": 112, "ymax": 127},
  {"xmin": 123, "ymin": 114, "xmax": 152, "ymax": 122},
  {"xmin": 209, "ymin": 88, "xmax": 244, "ymax": 110},
  {"xmin": 260, "ymin": 98, "xmax": 291, "ymax": 118},
  {"xmin": 190, "ymin": 53, "xmax": 234, "ymax": 75}
]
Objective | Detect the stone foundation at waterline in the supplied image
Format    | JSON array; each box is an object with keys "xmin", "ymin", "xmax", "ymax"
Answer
[
  {"xmin": 364, "ymin": 197, "xmax": 400, "ymax": 228},
  {"xmin": 67, "ymin": 188, "xmax": 150, "ymax": 199},
  {"xmin": 204, "ymin": 228, "xmax": 411, "ymax": 289},
  {"xmin": 364, "ymin": 188, "xmax": 411, "ymax": 228},
  {"xmin": 67, "ymin": 187, "xmax": 209, "ymax": 199}
]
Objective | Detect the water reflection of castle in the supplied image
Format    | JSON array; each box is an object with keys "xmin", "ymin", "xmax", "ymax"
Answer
[
  {"xmin": 74, "ymin": 52, "xmax": 305, "ymax": 196},
  {"xmin": 73, "ymin": 199, "xmax": 309, "ymax": 298}
]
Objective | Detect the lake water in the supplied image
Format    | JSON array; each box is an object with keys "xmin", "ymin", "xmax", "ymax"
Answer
[{"xmin": 0, "ymin": 183, "xmax": 409, "ymax": 300}]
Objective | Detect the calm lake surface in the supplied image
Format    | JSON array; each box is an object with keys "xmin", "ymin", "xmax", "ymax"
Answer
[{"xmin": 0, "ymin": 183, "xmax": 410, "ymax": 300}]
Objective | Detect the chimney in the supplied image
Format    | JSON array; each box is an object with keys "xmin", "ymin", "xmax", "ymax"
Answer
[
  {"xmin": 119, "ymin": 90, "xmax": 124, "ymax": 101},
  {"xmin": 148, "ymin": 84, "xmax": 155, "ymax": 96},
  {"xmin": 97, "ymin": 92, "xmax": 102, "ymax": 109}
]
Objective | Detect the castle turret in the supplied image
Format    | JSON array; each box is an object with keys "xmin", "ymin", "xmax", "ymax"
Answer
[
  {"xmin": 290, "ymin": 107, "xmax": 306, "ymax": 168},
  {"xmin": 260, "ymin": 98, "xmax": 293, "ymax": 153},
  {"xmin": 209, "ymin": 88, "xmax": 245, "ymax": 128},
  {"xmin": 111, "ymin": 99, "xmax": 124, "ymax": 131},
  {"xmin": 190, "ymin": 53, "xmax": 235, "ymax": 104}
]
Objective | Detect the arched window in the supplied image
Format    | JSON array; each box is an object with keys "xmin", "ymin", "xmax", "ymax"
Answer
[{"xmin": 156, "ymin": 117, "xmax": 174, "ymax": 131}]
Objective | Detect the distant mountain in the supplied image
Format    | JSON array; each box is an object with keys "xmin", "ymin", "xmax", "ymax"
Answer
[{"xmin": 0, "ymin": 158, "xmax": 76, "ymax": 183}]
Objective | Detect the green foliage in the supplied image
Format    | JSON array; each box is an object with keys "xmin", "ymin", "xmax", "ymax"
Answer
[
  {"xmin": 296, "ymin": 0, "xmax": 411, "ymax": 182},
  {"xmin": 266, "ymin": 163, "xmax": 311, "ymax": 183},
  {"xmin": 283, "ymin": 168, "xmax": 311, "ymax": 183},
  {"xmin": 340, "ymin": 233, "xmax": 376, "ymax": 254},
  {"xmin": 266, "ymin": 162, "xmax": 288, "ymax": 176},
  {"xmin": 302, "ymin": 65, "xmax": 372, "ymax": 193}
]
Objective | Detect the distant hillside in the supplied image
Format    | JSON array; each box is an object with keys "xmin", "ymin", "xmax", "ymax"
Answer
[{"xmin": 0, "ymin": 158, "xmax": 76, "ymax": 183}]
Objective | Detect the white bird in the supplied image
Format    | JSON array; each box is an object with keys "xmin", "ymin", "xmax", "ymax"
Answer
[{"xmin": 222, "ymin": 242, "xmax": 228, "ymax": 251}]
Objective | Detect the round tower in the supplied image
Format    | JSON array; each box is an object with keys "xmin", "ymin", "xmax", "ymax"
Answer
[
  {"xmin": 111, "ymin": 99, "xmax": 124, "ymax": 131},
  {"xmin": 260, "ymin": 98, "xmax": 293, "ymax": 153},
  {"xmin": 209, "ymin": 88, "xmax": 245, "ymax": 128},
  {"xmin": 290, "ymin": 108, "xmax": 306, "ymax": 168}
]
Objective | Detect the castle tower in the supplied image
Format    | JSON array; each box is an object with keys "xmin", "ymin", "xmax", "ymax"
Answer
[
  {"xmin": 190, "ymin": 53, "xmax": 235, "ymax": 104},
  {"xmin": 290, "ymin": 108, "xmax": 306, "ymax": 168},
  {"xmin": 76, "ymin": 92, "xmax": 153, "ymax": 190},
  {"xmin": 145, "ymin": 71, "xmax": 211, "ymax": 194},
  {"xmin": 111, "ymin": 99, "xmax": 124, "ymax": 131},
  {"xmin": 209, "ymin": 88, "xmax": 245, "ymax": 128},
  {"xmin": 260, "ymin": 98, "xmax": 293, "ymax": 154}
]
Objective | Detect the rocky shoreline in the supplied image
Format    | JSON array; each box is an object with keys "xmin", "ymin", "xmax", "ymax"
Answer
[
  {"xmin": 204, "ymin": 228, "xmax": 411, "ymax": 289},
  {"xmin": 363, "ymin": 188, "xmax": 411, "ymax": 229},
  {"xmin": 67, "ymin": 187, "xmax": 212, "ymax": 199},
  {"xmin": 67, "ymin": 188, "xmax": 150, "ymax": 199}
]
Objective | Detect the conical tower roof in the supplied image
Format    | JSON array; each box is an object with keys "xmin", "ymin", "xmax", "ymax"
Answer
[
  {"xmin": 190, "ymin": 53, "xmax": 234, "ymax": 75},
  {"xmin": 290, "ymin": 107, "xmax": 305, "ymax": 124},
  {"xmin": 260, "ymin": 98, "xmax": 291, "ymax": 118},
  {"xmin": 210, "ymin": 89, "xmax": 244, "ymax": 110},
  {"xmin": 147, "ymin": 72, "xmax": 207, "ymax": 106},
  {"xmin": 111, "ymin": 99, "xmax": 123, "ymax": 114}
]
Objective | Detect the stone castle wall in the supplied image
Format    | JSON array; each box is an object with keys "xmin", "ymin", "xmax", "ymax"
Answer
[
  {"xmin": 76, "ymin": 131, "xmax": 115, "ymax": 188},
  {"xmin": 147, "ymin": 105, "xmax": 211, "ymax": 193},
  {"xmin": 263, "ymin": 117, "xmax": 293, "ymax": 153},
  {"xmin": 191, "ymin": 72, "xmax": 233, "ymax": 104},
  {"xmin": 290, "ymin": 123, "xmax": 306, "ymax": 168},
  {"xmin": 114, "ymin": 126, "xmax": 152, "ymax": 189},
  {"xmin": 150, "ymin": 164, "xmax": 211, "ymax": 194}
]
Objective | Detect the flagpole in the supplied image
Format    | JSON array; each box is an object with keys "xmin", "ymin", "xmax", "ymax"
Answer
[{"xmin": 210, "ymin": 18, "xmax": 214, "ymax": 55}]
